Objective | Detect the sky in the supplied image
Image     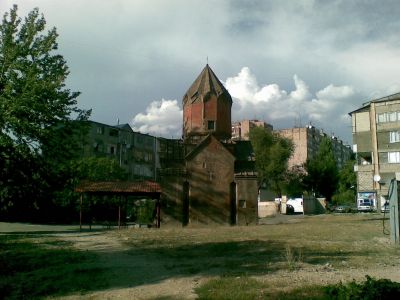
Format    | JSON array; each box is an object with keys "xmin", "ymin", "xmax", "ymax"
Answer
[{"xmin": 2, "ymin": 0, "xmax": 400, "ymax": 144}]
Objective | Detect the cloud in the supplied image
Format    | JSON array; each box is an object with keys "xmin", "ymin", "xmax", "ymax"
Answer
[
  {"xmin": 225, "ymin": 67, "xmax": 356, "ymax": 142},
  {"xmin": 131, "ymin": 99, "xmax": 182, "ymax": 138},
  {"xmin": 132, "ymin": 67, "xmax": 356, "ymax": 143}
]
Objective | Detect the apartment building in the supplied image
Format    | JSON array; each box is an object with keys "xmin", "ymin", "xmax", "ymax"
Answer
[
  {"xmin": 276, "ymin": 126, "xmax": 352, "ymax": 171},
  {"xmin": 82, "ymin": 121, "xmax": 157, "ymax": 180},
  {"xmin": 231, "ymin": 119, "xmax": 273, "ymax": 141},
  {"xmin": 349, "ymin": 93, "xmax": 400, "ymax": 210}
]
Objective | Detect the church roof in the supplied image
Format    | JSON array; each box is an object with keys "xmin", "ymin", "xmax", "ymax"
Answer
[
  {"xmin": 185, "ymin": 134, "xmax": 235, "ymax": 161},
  {"xmin": 183, "ymin": 64, "xmax": 231, "ymax": 104}
]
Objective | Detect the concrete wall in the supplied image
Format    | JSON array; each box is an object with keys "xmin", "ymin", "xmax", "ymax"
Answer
[
  {"xmin": 303, "ymin": 196, "xmax": 326, "ymax": 215},
  {"xmin": 236, "ymin": 176, "xmax": 259, "ymax": 225},
  {"xmin": 258, "ymin": 202, "xmax": 278, "ymax": 218}
]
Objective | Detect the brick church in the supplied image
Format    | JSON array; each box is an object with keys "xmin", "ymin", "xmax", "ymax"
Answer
[{"xmin": 159, "ymin": 65, "xmax": 259, "ymax": 226}]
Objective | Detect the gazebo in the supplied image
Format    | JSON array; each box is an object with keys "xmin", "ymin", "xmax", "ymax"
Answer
[{"xmin": 75, "ymin": 180, "xmax": 162, "ymax": 230}]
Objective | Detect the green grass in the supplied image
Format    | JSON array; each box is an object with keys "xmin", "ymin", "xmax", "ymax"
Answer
[
  {"xmin": 1, "ymin": 214, "xmax": 399, "ymax": 299},
  {"xmin": 196, "ymin": 275, "xmax": 400, "ymax": 299},
  {"xmin": 0, "ymin": 235, "xmax": 108, "ymax": 299},
  {"xmin": 195, "ymin": 276, "xmax": 327, "ymax": 300}
]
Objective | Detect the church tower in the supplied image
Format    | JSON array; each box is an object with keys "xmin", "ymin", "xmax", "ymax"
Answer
[{"xmin": 182, "ymin": 65, "xmax": 232, "ymax": 143}]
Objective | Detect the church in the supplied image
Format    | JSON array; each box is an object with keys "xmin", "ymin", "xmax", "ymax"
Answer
[{"xmin": 159, "ymin": 65, "xmax": 259, "ymax": 226}]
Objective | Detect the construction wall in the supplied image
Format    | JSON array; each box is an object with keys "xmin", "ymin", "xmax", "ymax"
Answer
[
  {"xmin": 303, "ymin": 196, "xmax": 326, "ymax": 214},
  {"xmin": 236, "ymin": 176, "xmax": 259, "ymax": 225}
]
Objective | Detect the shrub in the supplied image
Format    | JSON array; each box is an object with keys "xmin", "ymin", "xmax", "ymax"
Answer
[{"xmin": 326, "ymin": 275, "xmax": 400, "ymax": 299}]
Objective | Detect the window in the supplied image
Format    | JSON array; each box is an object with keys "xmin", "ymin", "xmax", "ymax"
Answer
[
  {"xmin": 109, "ymin": 129, "xmax": 118, "ymax": 137},
  {"xmin": 390, "ymin": 131, "xmax": 400, "ymax": 143},
  {"xmin": 108, "ymin": 145, "xmax": 116, "ymax": 155},
  {"xmin": 239, "ymin": 199, "xmax": 246, "ymax": 208},
  {"xmin": 377, "ymin": 111, "xmax": 400, "ymax": 123},
  {"xmin": 388, "ymin": 152, "xmax": 400, "ymax": 163},
  {"xmin": 389, "ymin": 112, "xmax": 397, "ymax": 122},
  {"xmin": 96, "ymin": 127, "xmax": 104, "ymax": 134},
  {"xmin": 207, "ymin": 120, "xmax": 215, "ymax": 130}
]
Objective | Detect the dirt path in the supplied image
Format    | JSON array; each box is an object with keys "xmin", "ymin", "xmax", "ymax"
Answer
[
  {"xmin": 3, "ymin": 215, "xmax": 400, "ymax": 299},
  {"xmin": 56, "ymin": 230, "xmax": 400, "ymax": 300}
]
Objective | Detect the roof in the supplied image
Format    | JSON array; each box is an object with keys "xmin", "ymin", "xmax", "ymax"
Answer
[
  {"xmin": 349, "ymin": 92, "xmax": 400, "ymax": 115},
  {"xmin": 114, "ymin": 123, "xmax": 133, "ymax": 131},
  {"xmin": 183, "ymin": 64, "xmax": 232, "ymax": 104},
  {"xmin": 75, "ymin": 180, "xmax": 161, "ymax": 195},
  {"xmin": 185, "ymin": 134, "xmax": 235, "ymax": 161}
]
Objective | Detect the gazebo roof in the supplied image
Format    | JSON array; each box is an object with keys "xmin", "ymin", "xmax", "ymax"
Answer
[{"xmin": 75, "ymin": 180, "xmax": 161, "ymax": 195}]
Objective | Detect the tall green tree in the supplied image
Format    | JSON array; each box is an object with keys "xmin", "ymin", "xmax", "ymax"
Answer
[
  {"xmin": 332, "ymin": 158, "xmax": 357, "ymax": 205},
  {"xmin": 0, "ymin": 5, "xmax": 90, "ymax": 217},
  {"xmin": 304, "ymin": 137, "xmax": 339, "ymax": 202},
  {"xmin": 249, "ymin": 126, "xmax": 294, "ymax": 196}
]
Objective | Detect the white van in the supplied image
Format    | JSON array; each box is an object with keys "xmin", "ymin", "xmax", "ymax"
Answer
[{"xmin": 286, "ymin": 198, "xmax": 304, "ymax": 214}]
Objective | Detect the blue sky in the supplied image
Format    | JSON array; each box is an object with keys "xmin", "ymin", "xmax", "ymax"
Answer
[{"xmin": 2, "ymin": 0, "xmax": 400, "ymax": 144}]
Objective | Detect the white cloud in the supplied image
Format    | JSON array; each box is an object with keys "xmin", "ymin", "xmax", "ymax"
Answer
[
  {"xmin": 131, "ymin": 67, "xmax": 356, "ymax": 142},
  {"xmin": 132, "ymin": 99, "xmax": 182, "ymax": 138},
  {"xmin": 225, "ymin": 67, "xmax": 355, "ymax": 141},
  {"xmin": 316, "ymin": 84, "xmax": 354, "ymax": 100}
]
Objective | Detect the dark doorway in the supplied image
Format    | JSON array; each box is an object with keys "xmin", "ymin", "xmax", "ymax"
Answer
[
  {"xmin": 182, "ymin": 181, "xmax": 190, "ymax": 226},
  {"xmin": 230, "ymin": 182, "xmax": 237, "ymax": 225}
]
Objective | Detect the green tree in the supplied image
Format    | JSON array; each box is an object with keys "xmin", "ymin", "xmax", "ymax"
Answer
[
  {"xmin": 283, "ymin": 165, "xmax": 307, "ymax": 197},
  {"xmin": 0, "ymin": 6, "xmax": 90, "ymax": 217},
  {"xmin": 304, "ymin": 137, "xmax": 339, "ymax": 202},
  {"xmin": 249, "ymin": 126, "xmax": 294, "ymax": 196},
  {"xmin": 332, "ymin": 158, "xmax": 357, "ymax": 205},
  {"xmin": 71, "ymin": 157, "xmax": 128, "ymax": 182}
]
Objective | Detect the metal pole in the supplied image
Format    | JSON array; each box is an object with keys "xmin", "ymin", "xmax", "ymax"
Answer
[
  {"xmin": 118, "ymin": 203, "xmax": 121, "ymax": 230},
  {"xmin": 389, "ymin": 179, "xmax": 400, "ymax": 244},
  {"xmin": 79, "ymin": 194, "xmax": 83, "ymax": 231}
]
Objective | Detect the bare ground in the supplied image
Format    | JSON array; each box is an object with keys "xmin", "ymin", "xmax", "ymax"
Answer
[{"xmin": 2, "ymin": 213, "xmax": 400, "ymax": 299}]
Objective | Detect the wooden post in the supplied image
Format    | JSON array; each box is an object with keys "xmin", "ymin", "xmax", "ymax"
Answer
[
  {"xmin": 79, "ymin": 194, "xmax": 83, "ymax": 231},
  {"xmin": 156, "ymin": 198, "xmax": 161, "ymax": 228},
  {"xmin": 118, "ymin": 196, "xmax": 121, "ymax": 230},
  {"xmin": 89, "ymin": 195, "xmax": 92, "ymax": 231}
]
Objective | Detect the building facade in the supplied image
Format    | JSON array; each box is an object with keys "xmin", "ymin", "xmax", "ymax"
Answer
[
  {"xmin": 82, "ymin": 121, "xmax": 157, "ymax": 180},
  {"xmin": 276, "ymin": 126, "xmax": 352, "ymax": 171},
  {"xmin": 350, "ymin": 93, "xmax": 400, "ymax": 210},
  {"xmin": 231, "ymin": 120, "xmax": 273, "ymax": 141}
]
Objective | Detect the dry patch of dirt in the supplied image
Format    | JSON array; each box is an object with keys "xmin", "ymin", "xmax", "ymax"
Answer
[{"xmin": 3, "ymin": 214, "xmax": 400, "ymax": 299}]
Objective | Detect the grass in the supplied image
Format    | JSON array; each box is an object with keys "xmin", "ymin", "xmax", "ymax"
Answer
[
  {"xmin": 0, "ymin": 234, "xmax": 108, "ymax": 299},
  {"xmin": 117, "ymin": 213, "xmax": 399, "ymax": 297},
  {"xmin": 195, "ymin": 276, "xmax": 327, "ymax": 300},
  {"xmin": 121, "ymin": 213, "xmax": 397, "ymax": 272},
  {"xmin": 1, "ymin": 213, "xmax": 399, "ymax": 299}
]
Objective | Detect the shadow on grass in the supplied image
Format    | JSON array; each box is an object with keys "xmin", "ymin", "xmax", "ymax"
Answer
[
  {"xmin": 0, "ymin": 235, "xmax": 109, "ymax": 299},
  {"xmin": 0, "ymin": 231, "xmax": 374, "ymax": 299}
]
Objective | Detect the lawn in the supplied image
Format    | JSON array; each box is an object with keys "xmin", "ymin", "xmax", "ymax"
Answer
[{"xmin": 1, "ymin": 213, "xmax": 399, "ymax": 299}]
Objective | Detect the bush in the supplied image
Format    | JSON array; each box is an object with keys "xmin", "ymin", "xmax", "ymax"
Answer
[{"xmin": 326, "ymin": 275, "xmax": 400, "ymax": 299}]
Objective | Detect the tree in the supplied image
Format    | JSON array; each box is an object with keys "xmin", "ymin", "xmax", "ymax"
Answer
[
  {"xmin": 71, "ymin": 157, "xmax": 128, "ymax": 182},
  {"xmin": 332, "ymin": 158, "xmax": 357, "ymax": 205},
  {"xmin": 304, "ymin": 137, "xmax": 339, "ymax": 202},
  {"xmin": 283, "ymin": 165, "xmax": 307, "ymax": 197},
  {"xmin": 249, "ymin": 126, "xmax": 294, "ymax": 195},
  {"xmin": 0, "ymin": 5, "xmax": 90, "ymax": 217}
]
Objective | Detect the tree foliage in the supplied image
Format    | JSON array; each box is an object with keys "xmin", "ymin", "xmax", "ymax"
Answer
[
  {"xmin": 249, "ymin": 126, "xmax": 294, "ymax": 195},
  {"xmin": 304, "ymin": 137, "xmax": 339, "ymax": 201},
  {"xmin": 332, "ymin": 158, "xmax": 357, "ymax": 205},
  {"xmin": 283, "ymin": 165, "xmax": 307, "ymax": 197},
  {"xmin": 0, "ymin": 5, "xmax": 90, "ymax": 218},
  {"xmin": 71, "ymin": 157, "xmax": 128, "ymax": 182}
]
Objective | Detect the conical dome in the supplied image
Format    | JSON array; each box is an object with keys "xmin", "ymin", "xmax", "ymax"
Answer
[
  {"xmin": 183, "ymin": 64, "xmax": 231, "ymax": 105},
  {"xmin": 183, "ymin": 65, "xmax": 232, "ymax": 141}
]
